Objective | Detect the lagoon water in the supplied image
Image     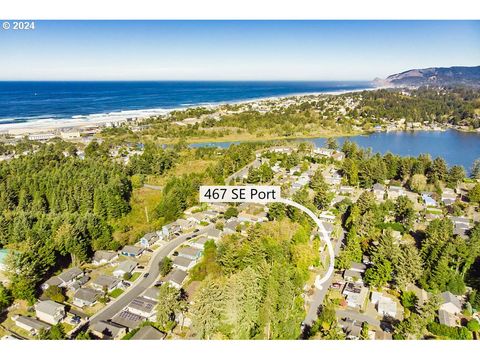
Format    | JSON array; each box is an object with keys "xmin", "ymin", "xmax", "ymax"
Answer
[{"xmin": 190, "ymin": 130, "xmax": 480, "ymax": 172}]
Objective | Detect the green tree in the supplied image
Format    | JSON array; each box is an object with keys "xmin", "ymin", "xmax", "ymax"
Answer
[
  {"xmin": 468, "ymin": 183, "xmax": 480, "ymax": 203},
  {"xmin": 156, "ymin": 283, "xmax": 186, "ymax": 332},
  {"xmin": 159, "ymin": 257, "xmax": 173, "ymax": 277},
  {"xmin": 0, "ymin": 283, "xmax": 13, "ymax": 312},
  {"xmin": 470, "ymin": 158, "xmax": 480, "ymax": 180},
  {"xmin": 224, "ymin": 207, "xmax": 239, "ymax": 220},
  {"xmin": 191, "ymin": 277, "xmax": 226, "ymax": 339},
  {"xmin": 43, "ymin": 285, "xmax": 66, "ymax": 303}
]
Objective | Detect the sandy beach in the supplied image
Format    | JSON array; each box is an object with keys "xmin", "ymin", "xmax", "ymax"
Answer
[{"xmin": 0, "ymin": 87, "xmax": 375, "ymax": 136}]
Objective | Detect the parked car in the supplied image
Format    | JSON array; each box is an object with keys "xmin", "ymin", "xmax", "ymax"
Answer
[
  {"xmin": 138, "ymin": 266, "xmax": 145, "ymax": 269},
  {"xmin": 146, "ymin": 249, "xmax": 153, "ymax": 253},
  {"xmin": 143, "ymin": 273, "xmax": 149, "ymax": 278},
  {"xmin": 154, "ymin": 280, "xmax": 163, "ymax": 287}
]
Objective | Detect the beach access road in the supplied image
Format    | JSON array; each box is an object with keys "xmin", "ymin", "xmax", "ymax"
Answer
[{"xmin": 89, "ymin": 224, "xmax": 215, "ymax": 325}]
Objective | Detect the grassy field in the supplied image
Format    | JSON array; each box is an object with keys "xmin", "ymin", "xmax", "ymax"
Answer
[
  {"xmin": 111, "ymin": 186, "xmax": 164, "ymax": 246},
  {"xmin": 155, "ymin": 128, "xmax": 364, "ymax": 146}
]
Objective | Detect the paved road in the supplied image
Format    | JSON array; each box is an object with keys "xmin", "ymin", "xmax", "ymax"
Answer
[
  {"xmin": 89, "ymin": 224, "xmax": 214, "ymax": 325},
  {"xmin": 304, "ymin": 230, "xmax": 345, "ymax": 325}
]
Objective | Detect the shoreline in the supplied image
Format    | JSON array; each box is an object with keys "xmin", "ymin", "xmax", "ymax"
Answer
[{"xmin": 0, "ymin": 86, "xmax": 376, "ymax": 136}]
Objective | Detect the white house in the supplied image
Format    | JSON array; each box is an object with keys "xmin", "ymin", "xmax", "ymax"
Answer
[
  {"xmin": 12, "ymin": 315, "xmax": 51, "ymax": 335},
  {"xmin": 113, "ymin": 259, "xmax": 138, "ymax": 278},
  {"xmin": 126, "ymin": 296, "xmax": 157, "ymax": 320},
  {"xmin": 73, "ymin": 288, "xmax": 102, "ymax": 308},
  {"xmin": 35, "ymin": 300, "xmax": 66, "ymax": 325},
  {"xmin": 440, "ymin": 291, "xmax": 462, "ymax": 314},
  {"xmin": 92, "ymin": 250, "xmax": 118, "ymax": 266}
]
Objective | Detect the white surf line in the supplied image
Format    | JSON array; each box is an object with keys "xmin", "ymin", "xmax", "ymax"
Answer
[{"xmin": 278, "ymin": 198, "xmax": 335, "ymax": 289}]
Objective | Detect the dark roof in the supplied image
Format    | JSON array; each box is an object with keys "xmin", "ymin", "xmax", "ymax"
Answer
[{"xmin": 131, "ymin": 325, "xmax": 165, "ymax": 340}]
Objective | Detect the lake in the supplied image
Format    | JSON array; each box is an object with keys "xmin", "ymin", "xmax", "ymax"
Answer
[{"xmin": 190, "ymin": 130, "xmax": 480, "ymax": 173}]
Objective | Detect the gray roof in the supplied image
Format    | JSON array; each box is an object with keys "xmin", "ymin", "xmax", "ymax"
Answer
[
  {"xmin": 115, "ymin": 259, "xmax": 138, "ymax": 274},
  {"xmin": 142, "ymin": 287, "xmax": 159, "ymax": 301},
  {"xmin": 57, "ymin": 267, "xmax": 83, "ymax": 283},
  {"xmin": 178, "ymin": 246, "xmax": 201, "ymax": 258},
  {"xmin": 206, "ymin": 228, "xmax": 222, "ymax": 238},
  {"xmin": 164, "ymin": 269, "xmax": 187, "ymax": 286},
  {"xmin": 344, "ymin": 269, "xmax": 363, "ymax": 280},
  {"xmin": 91, "ymin": 320, "xmax": 126, "ymax": 338},
  {"xmin": 93, "ymin": 250, "xmax": 118, "ymax": 263},
  {"xmin": 127, "ymin": 296, "xmax": 157, "ymax": 314},
  {"xmin": 92, "ymin": 275, "xmax": 120, "ymax": 289},
  {"xmin": 35, "ymin": 300, "xmax": 65, "ymax": 315},
  {"xmin": 438, "ymin": 309, "xmax": 457, "ymax": 327},
  {"xmin": 13, "ymin": 316, "xmax": 51, "ymax": 331},
  {"xmin": 121, "ymin": 245, "xmax": 143, "ymax": 256},
  {"xmin": 112, "ymin": 310, "xmax": 145, "ymax": 330},
  {"xmin": 131, "ymin": 325, "xmax": 165, "ymax": 340},
  {"xmin": 173, "ymin": 256, "xmax": 195, "ymax": 268},
  {"xmin": 441, "ymin": 292, "xmax": 462, "ymax": 310},
  {"xmin": 74, "ymin": 288, "xmax": 102, "ymax": 303},
  {"xmin": 350, "ymin": 262, "xmax": 367, "ymax": 272}
]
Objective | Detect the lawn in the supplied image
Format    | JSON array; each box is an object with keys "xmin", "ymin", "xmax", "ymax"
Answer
[
  {"xmin": 109, "ymin": 288, "xmax": 124, "ymax": 298},
  {"xmin": 129, "ymin": 272, "xmax": 142, "ymax": 282}
]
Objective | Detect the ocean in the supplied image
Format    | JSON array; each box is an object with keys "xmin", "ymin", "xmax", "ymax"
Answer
[{"xmin": 0, "ymin": 81, "xmax": 372, "ymax": 126}]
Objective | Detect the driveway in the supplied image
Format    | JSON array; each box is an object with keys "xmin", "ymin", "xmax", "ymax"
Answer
[{"xmin": 89, "ymin": 224, "xmax": 214, "ymax": 325}]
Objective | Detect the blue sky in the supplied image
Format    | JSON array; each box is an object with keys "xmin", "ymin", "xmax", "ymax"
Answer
[{"xmin": 1, "ymin": 20, "xmax": 479, "ymax": 80}]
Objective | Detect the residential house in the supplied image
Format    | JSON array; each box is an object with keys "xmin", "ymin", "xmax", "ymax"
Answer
[
  {"xmin": 205, "ymin": 228, "xmax": 222, "ymax": 241},
  {"xmin": 139, "ymin": 232, "xmax": 159, "ymax": 248},
  {"xmin": 92, "ymin": 250, "xmax": 119, "ymax": 266},
  {"xmin": 131, "ymin": 325, "xmax": 165, "ymax": 340},
  {"xmin": 112, "ymin": 310, "xmax": 145, "ymax": 330},
  {"xmin": 90, "ymin": 320, "xmax": 127, "ymax": 340},
  {"xmin": 70, "ymin": 274, "xmax": 90, "ymax": 292},
  {"xmin": 172, "ymin": 256, "xmax": 196, "ymax": 272},
  {"xmin": 73, "ymin": 288, "xmax": 102, "ymax": 308},
  {"xmin": 113, "ymin": 259, "xmax": 138, "ymax": 278},
  {"xmin": 339, "ymin": 186, "xmax": 354, "ymax": 195},
  {"xmin": 224, "ymin": 220, "xmax": 241, "ymax": 234},
  {"xmin": 439, "ymin": 291, "xmax": 462, "ymax": 315},
  {"xmin": 164, "ymin": 269, "xmax": 188, "ymax": 289},
  {"xmin": 120, "ymin": 245, "xmax": 143, "ymax": 258},
  {"xmin": 338, "ymin": 318, "xmax": 362, "ymax": 340},
  {"xmin": 422, "ymin": 193, "xmax": 437, "ymax": 207},
  {"xmin": 91, "ymin": 275, "xmax": 121, "ymax": 292},
  {"xmin": 126, "ymin": 296, "xmax": 157, "ymax": 319},
  {"xmin": 372, "ymin": 183, "xmax": 385, "ymax": 201},
  {"xmin": 441, "ymin": 188, "xmax": 457, "ymax": 206},
  {"xmin": 42, "ymin": 267, "xmax": 84, "ymax": 290},
  {"xmin": 438, "ymin": 309, "xmax": 458, "ymax": 327},
  {"xmin": 377, "ymin": 296, "xmax": 397, "ymax": 318},
  {"xmin": 332, "ymin": 151, "xmax": 345, "ymax": 162},
  {"xmin": 190, "ymin": 236, "xmax": 209, "ymax": 250},
  {"xmin": 34, "ymin": 300, "xmax": 66, "ymax": 325},
  {"xmin": 343, "ymin": 282, "xmax": 368, "ymax": 309},
  {"xmin": 142, "ymin": 287, "xmax": 159, "ymax": 302},
  {"xmin": 387, "ymin": 185, "xmax": 405, "ymax": 200},
  {"xmin": 177, "ymin": 246, "xmax": 202, "ymax": 260},
  {"xmin": 12, "ymin": 315, "xmax": 51, "ymax": 335},
  {"xmin": 343, "ymin": 269, "xmax": 363, "ymax": 283}
]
